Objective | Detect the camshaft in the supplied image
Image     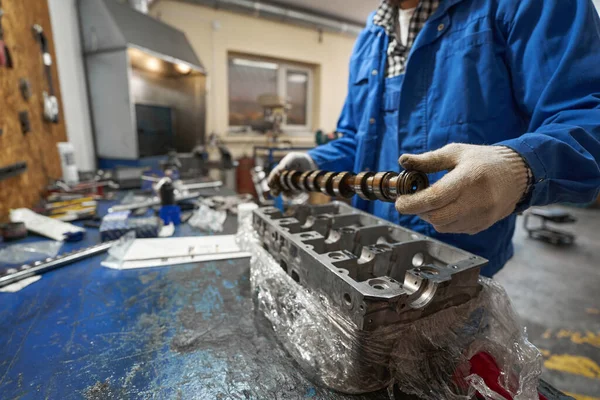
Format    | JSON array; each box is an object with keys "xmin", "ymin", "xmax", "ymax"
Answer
[{"xmin": 270, "ymin": 169, "xmax": 429, "ymax": 202}]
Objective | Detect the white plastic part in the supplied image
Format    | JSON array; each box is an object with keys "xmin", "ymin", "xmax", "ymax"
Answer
[
  {"xmin": 57, "ymin": 142, "xmax": 79, "ymax": 184},
  {"xmin": 102, "ymin": 235, "xmax": 249, "ymax": 269},
  {"xmin": 10, "ymin": 208, "xmax": 85, "ymax": 242}
]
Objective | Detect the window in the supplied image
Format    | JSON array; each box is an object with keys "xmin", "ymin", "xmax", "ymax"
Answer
[{"xmin": 228, "ymin": 55, "xmax": 313, "ymax": 134}]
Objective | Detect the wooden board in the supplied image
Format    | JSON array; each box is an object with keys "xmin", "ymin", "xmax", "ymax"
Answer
[{"xmin": 0, "ymin": 0, "xmax": 67, "ymax": 220}]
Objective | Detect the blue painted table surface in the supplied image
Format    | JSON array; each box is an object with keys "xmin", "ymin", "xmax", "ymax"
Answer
[{"xmin": 0, "ymin": 197, "xmax": 389, "ymax": 400}]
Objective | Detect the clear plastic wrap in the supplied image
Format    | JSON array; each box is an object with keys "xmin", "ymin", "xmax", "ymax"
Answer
[
  {"xmin": 0, "ymin": 241, "xmax": 62, "ymax": 265},
  {"xmin": 237, "ymin": 222, "xmax": 543, "ymax": 399},
  {"xmin": 188, "ymin": 204, "xmax": 227, "ymax": 232}
]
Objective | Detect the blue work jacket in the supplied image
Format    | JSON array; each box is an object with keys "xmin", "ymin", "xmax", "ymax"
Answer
[{"xmin": 308, "ymin": 0, "xmax": 600, "ymax": 276}]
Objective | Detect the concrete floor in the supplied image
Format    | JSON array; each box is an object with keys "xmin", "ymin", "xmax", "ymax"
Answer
[{"xmin": 495, "ymin": 206, "xmax": 600, "ymax": 399}]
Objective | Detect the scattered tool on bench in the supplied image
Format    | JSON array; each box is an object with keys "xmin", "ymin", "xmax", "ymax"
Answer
[
  {"xmin": 269, "ymin": 169, "xmax": 429, "ymax": 202},
  {"xmin": 0, "ymin": 241, "xmax": 115, "ymax": 289},
  {"xmin": 0, "ymin": 222, "xmax": 27, "ymax": 242},
  {"xmin": 158, "ymin": 177, "xmax": 181, "ymax": 225}
]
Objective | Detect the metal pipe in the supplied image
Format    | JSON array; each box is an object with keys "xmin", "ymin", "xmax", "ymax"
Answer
[
  {"xmin": 182, "ymin": 180, "xmax": 223, "ymax": 190},
  {"xmin": 0, "ymin": 242, "xmax": 114, "ymax": 288},
  {"xmin": 107, "ymin": 191, "xmax": 205, "ymax": 213},
  {"xmin": 181, "ymin": 0, "xmax": 364, "ymax": 36}
]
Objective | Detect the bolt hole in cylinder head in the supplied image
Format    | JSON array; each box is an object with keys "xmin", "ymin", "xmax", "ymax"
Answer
[
  {"xmin": 368, "ymin": 279, "xmax": 389, "ymax": 290},
  {"xmin": 280, "ymin": 260, "xmax": 288, "ymax": 273},
  {"xmin": 412, "ymin": 252, "xmax": 424, "ymax": 267},
  {"xmin": 343, "ymin": 293, "xmax": 352, "ymax": 306},
  {"xmin": 291, "ymin": 270, "xmax": 300, "ymax": 283}
]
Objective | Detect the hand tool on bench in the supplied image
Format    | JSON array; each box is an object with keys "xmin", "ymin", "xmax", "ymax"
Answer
[{"xmin": 0, "ymin": 241, "xmax": 114, "ymax": 289}]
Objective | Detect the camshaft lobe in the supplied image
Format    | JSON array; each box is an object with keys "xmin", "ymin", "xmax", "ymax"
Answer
[{"xmin": 271, "ymin": 169, "xmax": 429, "ymax": 202}]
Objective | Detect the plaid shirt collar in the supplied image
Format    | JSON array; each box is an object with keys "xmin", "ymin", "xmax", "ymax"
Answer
[{"xmin": 373, "ymin": 0, "xmax": 440, "ymax": 77}]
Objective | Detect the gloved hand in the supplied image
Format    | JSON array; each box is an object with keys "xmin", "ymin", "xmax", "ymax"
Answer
[
  {"xmin": 267, "ymin": 152, "xmax": 316, "ymax": 201},
  {"xmin": 395, "ymin": 144, "xmax": 530, "ymax": 235}
]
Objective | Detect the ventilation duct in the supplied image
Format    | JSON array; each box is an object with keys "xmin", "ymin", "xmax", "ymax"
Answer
[{"xmin": 181, "ymin": 0, "xmax": 364, "ymax": 36}]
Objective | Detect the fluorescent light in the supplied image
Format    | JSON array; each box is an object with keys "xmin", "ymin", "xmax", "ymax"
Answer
[
  {"xmin": 287, "ymin": 73, "xmax": 307, "ymax": 83},
  {"xmin": 146, "ymin": 57, "xmax": 160, "ymax": 72},
  {"xmin": 232, "ymin": 58, "xmax": 278, "ymax": 70},
  {"xmin": 175, "ymin": 63, "xmax": 192, "ymax": 74}
]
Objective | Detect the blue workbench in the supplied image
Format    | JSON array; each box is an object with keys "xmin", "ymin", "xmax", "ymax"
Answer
[
  {"xmin": 0, "ymin": 197, "xmax": 390, "ymax": 399},
  {"xmin": 0, "ymin": 196, "xmax": 571, "ymax": 400}
]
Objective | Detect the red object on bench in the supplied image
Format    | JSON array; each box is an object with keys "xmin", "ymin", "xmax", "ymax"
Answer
[{"xmin": 470, "ymin": 352, "xmax": 547, "ymax": 400}]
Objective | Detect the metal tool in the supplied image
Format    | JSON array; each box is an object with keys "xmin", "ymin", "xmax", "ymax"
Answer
[
  {"xmin": 180, "ymin": 180, "xmax": 223, "ymax": 191},
  {"xmin": 270, "ymin": 169, "xmax": 429, "ymax": 202},
  {"xmin": 0, "ymin": 241, "xmax": 114, "ymax": 288},
  {"xmin": 19, "ymin": 111, "xmax": 31, "ymax": 133},
  {"xmin": 251, "ymin": 166, "xmax": 275, "ymax": 205},
  {"xmin": 0, "ymin": 161, "xmax": 27, "ymax": 181},
  {"xmin": 19, "ymin": 78, "xmax": 32, "ymax": 100},
  {"xmin": 107, "ymin": 191, "xmax": 203, "ymax": 213},
  {"xmin": 0, "ymin": 222, "xmax": 27, "ymax": 241},
  {"xmin": 0, "ymin": 4, "xmax": 13, "ymax": 68},
  {"xmin": 141, "ymin": 175, "xmax": 223, "ymax": 191},
  {"xmin": 158, "ymin": 177, "xmax": 181, "ymax": 225},
  {"xmin": 524, "ymin": 208, "xmax": 576, "ymax": 246},
  {"xmin": 254, "ymin": 203, "xmax": 485, "ymax": 331},
  {"xmin": 32, "ymin": 24, "xmax": 59, "ymax": 123}
]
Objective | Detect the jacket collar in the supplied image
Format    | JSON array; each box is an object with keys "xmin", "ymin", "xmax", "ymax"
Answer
[{"xmin": 367, "ymin": 0, "xmax": 469, "ymax": 32}]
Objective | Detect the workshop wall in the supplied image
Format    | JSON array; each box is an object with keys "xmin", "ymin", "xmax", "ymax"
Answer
[
  {"xmin": 151, "ymin": 1, "xmax": 356, "ymax": 157},
  {"xmin": 0, "ymin": 0, "xmax": 67, "ymax": 220},
  {"xmin": 47, "ymin": 0, "xmax": 96, "ymax": 172}
]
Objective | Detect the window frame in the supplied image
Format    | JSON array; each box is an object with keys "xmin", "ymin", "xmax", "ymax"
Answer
[{"xmin": 227, "ymin": 55, "xmax": 314, "ymax": 136}]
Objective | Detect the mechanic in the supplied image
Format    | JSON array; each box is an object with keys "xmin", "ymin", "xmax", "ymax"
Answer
[{"xmin": 269, "ymin": 0, "xmax": 600, "ymax": 277}]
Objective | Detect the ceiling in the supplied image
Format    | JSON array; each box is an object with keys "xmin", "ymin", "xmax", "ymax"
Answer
[{"xmin": 265, "ymin": 0, "xmax": 380, "ymax": 25}]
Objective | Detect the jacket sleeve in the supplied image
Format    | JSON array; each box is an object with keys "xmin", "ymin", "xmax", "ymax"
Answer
[
  {"xmin": 496, "ymin": 0, "xmax": 600, "ymax": 207},
  {"xmin": 307, "ymin": 73, "xmax": 358, "ymax": 172}
]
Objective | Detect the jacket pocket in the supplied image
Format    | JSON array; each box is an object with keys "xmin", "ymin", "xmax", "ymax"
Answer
[
  {"xmin": 349, "ymin": 61, "xmax": 373, "ymax": 132},
  {"xmin": 383, "ymin": 90, "xmax": 400, "ymax": 112},
  {"xmin": 439, "ymin": 30, "xmax": 494, "ymax": 59},
  {"xmin": 431, "ymin": 29, "xmax": 513, "ymax": 127},
  {"xmin": 352, "ymin": 61, "xmax": 372, "ymax": 86}
]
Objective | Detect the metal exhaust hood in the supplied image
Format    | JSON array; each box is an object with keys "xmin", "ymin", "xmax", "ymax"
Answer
[{"xmin": 78, "ymin": 0, "xmax": 205, "ymax": 72}]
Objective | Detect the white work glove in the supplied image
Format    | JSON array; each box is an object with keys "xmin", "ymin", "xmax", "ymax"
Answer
[
  {"xmin": 267, "ymin": 152, "xmax": 316, "ymax": 202},
  {"xmin": 395, "ymin": 144, "xmax": 530, "ymax": 235}
]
